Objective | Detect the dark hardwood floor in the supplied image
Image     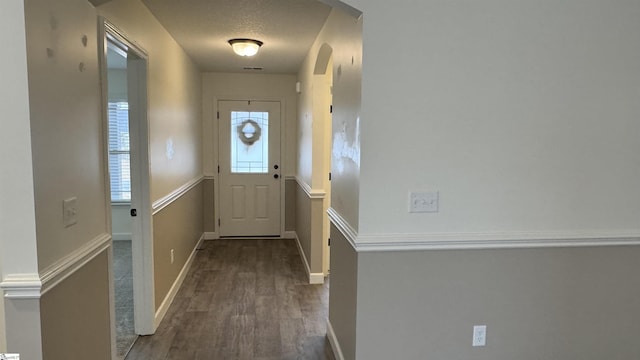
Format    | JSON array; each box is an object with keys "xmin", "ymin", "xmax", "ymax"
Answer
[{"xmin": 125, "ymin": 239, "xmax": 334, "ymax": 360}]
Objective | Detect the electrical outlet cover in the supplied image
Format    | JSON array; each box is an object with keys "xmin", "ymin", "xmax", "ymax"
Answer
[{"xmin": 473, "ymin": 325, "xmax": 487, "ymax": 347}]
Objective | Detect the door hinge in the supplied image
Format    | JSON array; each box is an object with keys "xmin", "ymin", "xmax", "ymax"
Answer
[
  {"xmin": 218, "ymin": 165, "xmax": 220, "ymax": 173},
  {"xmin": 328, "ymin": 238, "xmax": 331, "ymax": 246},
  {"xmin": 329, "ymin": 172, "xmax": 332, "ymax": 181},
  {"xmin": 330, "ymin": 105, "xmax": 333, "ymax": 113},
  {"xmin": 218, "ymin": 218, "xmax": 221, "ymax": 227},
  {"xmin": 217, "ymin": 111, "xmax": 219, "ymax": 119}
]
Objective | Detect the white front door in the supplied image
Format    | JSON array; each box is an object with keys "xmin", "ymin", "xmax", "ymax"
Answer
[{"xmin": 218, "ymin": 100, "xmax": 281, "ymax": 237}]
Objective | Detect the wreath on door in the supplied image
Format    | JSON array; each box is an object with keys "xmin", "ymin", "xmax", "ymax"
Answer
[{"xmin": 237, "ymin": 119, "xmax": 262, "ymax": 146}]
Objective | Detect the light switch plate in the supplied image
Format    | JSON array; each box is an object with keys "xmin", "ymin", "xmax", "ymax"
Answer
[
  {"xmin": 63, "ymin": 197, "xmax": 78, "ymax": 227},
  {"xmin": 409, "ymin": 191, "xmax": 439, "ymax": 213}
]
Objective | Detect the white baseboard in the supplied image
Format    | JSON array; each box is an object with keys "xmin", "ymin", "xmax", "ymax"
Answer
[
  {"xmin": 112, "ymin": 233, "xmax": 131, "ymax": 241},
  {"xmin": 154, "ymin": 234, "xmax": 204, "ymax": 329},
  {"xmin": 292, "ymin": 232, "xmax": 325, "ymax": 285},
  {"xmin": 309, "ymin": 272, "xmax": 325, "ymax": 284},
  {"xmin": 204, "ymin": 232, "xmax": 219, "ymax": 240},
  {"xmin": 326, "ymin": 320, "xmax": 345, "ymax": 360},
  {"xmin": 283, "ymin": 230, "xmax": 296, "ymax": 239}
]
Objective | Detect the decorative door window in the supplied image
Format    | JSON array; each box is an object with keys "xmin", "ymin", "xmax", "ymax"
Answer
[{"xmin": 230, "ymin": 111, "xmax": 269, "ymax": 173}]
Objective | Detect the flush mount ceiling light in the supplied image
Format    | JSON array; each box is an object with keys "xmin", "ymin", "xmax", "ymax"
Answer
[{"xmin": 228, "ymin": 38, "xmax": 263, "ymax": 57}]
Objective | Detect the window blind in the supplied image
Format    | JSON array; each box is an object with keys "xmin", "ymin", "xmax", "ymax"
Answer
[{"xmin": 108, "ymin": 102, "xmax": 131, "ymax": 201}]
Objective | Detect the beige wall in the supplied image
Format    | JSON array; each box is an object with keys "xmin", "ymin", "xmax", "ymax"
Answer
[
  {"xmin": 24, "ymin": 0, "xmax": 107, "ymax": 272},
  {"xmin": 202, "ymin": 72, "xmax": 298, "ymax": 177},
  {"xmin": 99, "ymin": 0, "xmax": 205, "ymax": 317},
  {"xmin": 99, "ymin": 0, "xmax": 203, "ymax": 202},
  {"xmin": 295, "ymin": 6, "xmax": 360, "ymax": 284},
  {"xmin": 295, "ymin": 182, "xmax": 325, "ymax": 277},
  {"xmin": 296, "ymin": 9, "xmax": 338, "ymax": 278},
  {"xmin": 21, "ymin": 0, "xmax": 113, "ymax": 355},
  {"xmin": 355, "ymin": 246, "xmax": 640, "ymax": 359},
  {"xmin": 328, "ymin": 0, "xmax": 640, "ymax": 358},
  {"xmin": 351, "ymin": 0, "xmax": 640, "ymax": 235},
  {"xmin": 111, "ymin": 204, "xmax": 131, "ymax": 240},
  {"xmin": 316, "ymin": 9, "xmax": 362, "ymax": 231},
  {"xmin": 40, "ymin": 251, "xmax": 112, "ymax": 360},
  {"xmin": 3, "ymin": 0, "xmax": 203, "ymax": 357},
  {"xmin": 295, "ymin": 8, "xmax": 362, "ymax": 231},
  {"xmin": 153, "ymin": 183, "xmax": 204, "ymax": 309},
  {"xmin": 297, "ymin": 35, "xmax": 333, "ymax": 192}
]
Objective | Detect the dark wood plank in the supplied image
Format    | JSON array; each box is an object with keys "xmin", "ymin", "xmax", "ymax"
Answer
[
  {"xmin": 255, "ymin": 295, "xmax": 281, "ymax": 357},
  {"xmin": 125, "ymin": 239, "xmax": 334, "ymax": 360}
]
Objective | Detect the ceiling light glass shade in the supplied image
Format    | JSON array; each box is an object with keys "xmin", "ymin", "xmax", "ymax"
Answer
[{"xmin": 228, "ymin": 39, "xmax": 263, "ymax": 57}]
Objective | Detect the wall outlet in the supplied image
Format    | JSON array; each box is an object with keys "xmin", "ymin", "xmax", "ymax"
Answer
[
  {"xmin": 170, "ymin": 249, "xmax": 174, "ymax": 264},
  {"xmin": 409, "ymin": 191, "xmax": 439, "ymax": 213},
  {"xmin": 473, "ymin": 325, "xmax": 487, "ymax": 347},
  {"xmin": 63, "ymin": 197, "xmax": 78, "ymax": 228}
]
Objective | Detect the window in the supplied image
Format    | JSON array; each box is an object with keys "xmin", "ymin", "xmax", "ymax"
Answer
[
  {"xmin": 108, "ymin": 101, "xmax": 131, "ymax": 201},
  {"xmin": 230, "ymin": 111, "xmax": 269, "ymax": 173}
]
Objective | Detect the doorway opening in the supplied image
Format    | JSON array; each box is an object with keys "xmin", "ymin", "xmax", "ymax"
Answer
[
  {"xmin": 101, "ymin": 19, "xmax": 155, "ymax": 359},
  {"xmin": 105, "ymin": 38, "xmax": 137, "ymax": 357},
  {"xmin": 312, "ymin": 43, "xmax": 334, "ymax": 276}
]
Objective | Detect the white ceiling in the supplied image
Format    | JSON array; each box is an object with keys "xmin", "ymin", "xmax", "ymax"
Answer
[{"xmin": 141, "ymin": 0, "xmax": 333, "ymax": 74}]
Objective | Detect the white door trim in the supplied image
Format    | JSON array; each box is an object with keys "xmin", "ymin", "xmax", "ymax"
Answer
[{"xmin": 100, "ymin": 20, "xmax": 155, "ymax": 360}]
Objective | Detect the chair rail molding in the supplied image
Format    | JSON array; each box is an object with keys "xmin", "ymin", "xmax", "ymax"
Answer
[
  {"xmin": 295, "ymin": 176, "xmax": 326, "ymax": 199},
  {"xmin": 152, "ymin": 176, "xmax": 204, "ymax": 215},
  {"xmin": 0, "ymin": 273, "xmax": 42, "ymax": 299},
  {"xmin": 39, "ymin": 233, "xmax": 111, "ymax": 295},
  {"xmin": 328, "ymin": 207, "xmax": 640, "ymax": 252},
  {"xmin": 1, "ymin": 233, "xmax": 112, "ymax": 299}
]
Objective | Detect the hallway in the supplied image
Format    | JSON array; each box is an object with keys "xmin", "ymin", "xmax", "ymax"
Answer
[{"xmin": 125, "ymin": 239, "xmax": 333, "ymax": 360}]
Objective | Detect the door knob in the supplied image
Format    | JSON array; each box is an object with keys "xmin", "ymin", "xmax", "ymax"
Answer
[
  {"xmin": 274, "ymin": 165, "xmax": 279, "ymax": 170},
  {"xmin": 274, "ymin": 174, "xmax": 279, "ymax": 179}
]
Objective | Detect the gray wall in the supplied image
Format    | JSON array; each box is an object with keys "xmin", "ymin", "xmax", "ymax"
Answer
[
  {"xmin": 296, "ymin": 185, "xmax": 312, "ymax": 267},
  {"xmin": 295, "ymin": 181, "xmax": 326, "ymax": 276},
  {"xmin": 285, "ymin": 178, "xmax": 296, "ymax": 233},
  {"xmin": 353, "ymin": 245, "xmax": 640, "ymax": 359},
  {"xmin": 203, "ymin": 178, "xmax": 215, "ymax": 233},
  {"xmin": 40, "ymin": 251, "xmax": 111, "ymax": 360},
  {"xmin": 153, "ymin": 183, "xmax": 204, "ymax": 309},
  {"xmin": 328, "ymin": 224, "xmax": 358, "ymax": 360}
]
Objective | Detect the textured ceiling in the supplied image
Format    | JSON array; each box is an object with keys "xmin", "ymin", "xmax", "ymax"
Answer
[{"xmin": 141, "ymin": 0, "xmax": 332, "ymax": 74}]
